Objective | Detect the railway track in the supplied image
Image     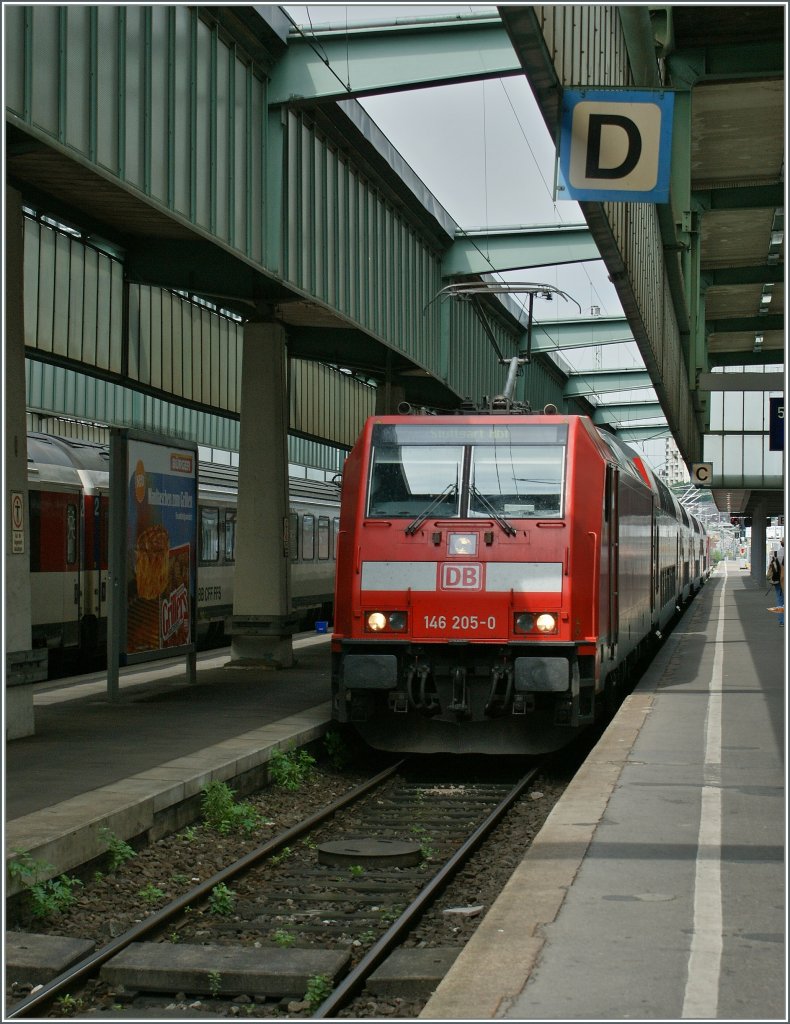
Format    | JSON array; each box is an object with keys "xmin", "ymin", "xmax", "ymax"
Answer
[{"xmin": 6, "ymin": 756, "xmax": 559, "ymax": 1019}]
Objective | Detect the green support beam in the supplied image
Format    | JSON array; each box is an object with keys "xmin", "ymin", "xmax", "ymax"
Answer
[
  {"xmin": 708, "ymin": 349, "xmax": 784, "ymax": 367},
  {"xmin": 707, "ymin": 314, "xmax": 784, "ymax": 333},
  {"xmin": 591, "ymin": 402, "xmax": 665, "ymax": 425},
  {"xmin": 442, "ymin": 224, "xmax": 597, "ymax": 277},
  {"xmin": 529, "ymin": 317, "xmax": 633, "ymax": 353},
  {"xmin": 693, "ymin": 184, "xmax": 784, "ymax": 211},
  {"xmin": 692, "ymin": 39, "xmax": 784, "ymax": 79},
  {"xmin": 268, "ymin": 12, "xmax": 521, "ymax": 103},
  {"xmin": 564, "ymin": 370, "xmax": 653, "ymax": 398},
  {"xmin": 701, "ymin": 265, "xmax": 785, "ymax": 288},
  {"xmin": 616, "ymin": 425, "xmax": 672, "ymax": 442},
  {"xmin": 124, "ymin": 239, "xmax": 266, "ymax": 308},
  {"xmin": 666, "ymin": 41, "xmax": 784, "ymax": 88},
  {"xmin": 697, "ymin": 372, "xmax": 784, "ymax": 392}
]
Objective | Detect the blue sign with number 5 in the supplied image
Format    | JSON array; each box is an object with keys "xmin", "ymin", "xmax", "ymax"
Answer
[{"xmin": 769, "ymin": 397, "xmax": 784, "ymax": 451}]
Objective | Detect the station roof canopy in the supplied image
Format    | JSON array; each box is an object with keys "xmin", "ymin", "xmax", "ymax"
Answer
[{"xmin": 4, "ymin": 4, "xmax": 784, "ymax": 518}]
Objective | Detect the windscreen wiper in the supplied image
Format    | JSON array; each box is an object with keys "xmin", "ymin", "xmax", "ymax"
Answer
[
  {"xmin": 405, "ymin": 483, "xmax": 458, "ymax": 535},
  {"xmin": 469, "ymin": 484, "xmax": 517, "ymax": 537}
]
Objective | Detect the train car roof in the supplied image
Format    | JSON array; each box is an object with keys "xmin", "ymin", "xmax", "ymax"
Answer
[
  {"xmin": 28, "ymin": 432, "xmax": 340, "ymax": 504},
  {"xmin": 27, "ymin": 432, "xmax": 109, "ymax": 472},
  {"xmin": 198, "ymin": 460, "xmax": 340, "ymax": 504}
]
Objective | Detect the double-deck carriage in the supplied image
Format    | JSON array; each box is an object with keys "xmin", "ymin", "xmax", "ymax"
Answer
[{"xmin": 26, "ymin": 432, "xmax": 340, "ymax": 674}]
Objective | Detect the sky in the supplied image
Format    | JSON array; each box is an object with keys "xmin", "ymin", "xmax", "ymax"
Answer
[{"xmin": 282, "ymin": 3, "xmax": 669, "ymax": 464}]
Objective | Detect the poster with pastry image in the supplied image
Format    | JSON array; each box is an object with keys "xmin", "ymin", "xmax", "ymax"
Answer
[{"xmin": 125, "ymin": 438, "xmax": 197, "ymax": 657}]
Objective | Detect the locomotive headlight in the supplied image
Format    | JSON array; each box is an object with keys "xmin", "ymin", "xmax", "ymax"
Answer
[
  {"xmin": 365, "ymin": 611, "xmax": 408, "ymax": 633},
  {"xmin": 448, "ymin": 532, "xmax": 478, "ymax": 556},
  {"xmin": 535, "ymin": 613, "xmax": 557, "ymax": 633},
  {"xmin": 514, "ymin": 612, "xmax": 534, "ymax": 634}
]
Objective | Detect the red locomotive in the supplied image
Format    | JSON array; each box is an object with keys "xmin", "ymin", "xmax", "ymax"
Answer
[{"xmin": 331, "ymin": 409, "xmax": 708, "ymax": 755}]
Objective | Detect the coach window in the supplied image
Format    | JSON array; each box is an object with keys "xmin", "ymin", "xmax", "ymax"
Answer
[
  {"xmin": 318, "ymin": 516, "xmax": 330, "ymax": 559},
  {"xmin": 224, "ymin": 510, "xmax": 236, "ymax": 561},
  {"xmin": 302, "ymin": 513, "xmax": 315, "ymax": 561},
  {"xmin": 200, "ymin": 507, "xmax": 219, "ymax": 562},
  {"xmin": 289, "ymin": 512, "xmax": 299, "ymax": 562},
  {"xmin": 66, "ymin": 503, "xmax": 78, "ymax": 565},
  {"xmin": 333, "ymin": 517, "xmax": 340, "ymax": 559}
]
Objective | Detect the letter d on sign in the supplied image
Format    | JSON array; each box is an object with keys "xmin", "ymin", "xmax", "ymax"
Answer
[
  {"xmin": 585, "ymin": 114, "xmax": 642, "ymax": 178},
  {"xmin": 558, "ymin": 88, "xmax": 674, "ymax": 203}
]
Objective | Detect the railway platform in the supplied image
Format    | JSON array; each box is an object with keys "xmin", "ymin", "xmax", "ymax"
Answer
[
  {"xmin": 5, "ymin": 632, "xmax": 334, "ymax": 898},
  {"xmin": 421, "ymin": 560, "xmax": 786, "ymax": 1021}
]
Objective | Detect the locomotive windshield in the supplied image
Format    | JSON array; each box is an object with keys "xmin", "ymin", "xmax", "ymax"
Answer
[
  {"xmin": 469, "ymin": 445, "xmax": 565, "ymax": 518},
  {"xmin": 367, "ymin": 444, "xmax": 462, "ymax": 518},
  {"xmin": 367, "ymin": 423, "xmax": 567, "ymax": 519}
]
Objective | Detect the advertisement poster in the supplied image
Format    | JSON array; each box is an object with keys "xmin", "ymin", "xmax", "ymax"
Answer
[{"xmin": 124, "ymin": 439, "xmax": 197, "ymax": 658}]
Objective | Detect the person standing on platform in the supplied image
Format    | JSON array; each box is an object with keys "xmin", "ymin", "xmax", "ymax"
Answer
[{"xmin": 767, "ymin": 540, "xmax": 784, "ymax": 626}]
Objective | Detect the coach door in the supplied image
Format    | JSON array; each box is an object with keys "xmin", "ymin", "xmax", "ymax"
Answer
[
  {"xmin": 651, "ymin": 508, "xmax": 658, "ymax": 615},
  {"xmin": 605, "ymin": 465, "xmax": 619, "ymax": 658},
  {"xmin": 95, "ymin": 491, "xmax": 109, "ymax": 639},
  {"xmin": 29, "ymin": 486, "xmax": 82, "ymax": 648}
]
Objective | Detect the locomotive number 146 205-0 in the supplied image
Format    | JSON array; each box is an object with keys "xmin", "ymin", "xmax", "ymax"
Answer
[{"xmin": 423, "ymin": 614, "xmax": 497, "ymax": 631}]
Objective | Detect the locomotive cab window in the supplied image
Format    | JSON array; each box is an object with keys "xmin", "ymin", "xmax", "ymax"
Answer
[
  {"xmin": 469, "ymin": 445, "xmax": 565, "ymax": 519},
  {"xmin": 367, "ymin": 445, "xmax": 462, "ymax": 518}
]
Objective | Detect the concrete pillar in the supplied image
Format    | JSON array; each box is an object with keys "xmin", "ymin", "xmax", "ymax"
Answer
[
  {"xmin": 750, "ymin": 501, "xmax": 768, "ymax": 588},
  {"xmin": 5, "ymin": 187, "xmax": 45, "ymax": 738},
  {"xmin": 228, "ymin": 321, "xmax": 295, "ymax": 669}
]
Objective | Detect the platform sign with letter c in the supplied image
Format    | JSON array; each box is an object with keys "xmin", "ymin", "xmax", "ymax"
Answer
[
  {"xmin": 691, "ymin": 463, "xmax": 713, "ymax": 487},
  {"xmin": 557, "ymin": 88, "xmax": 675, "ymax": 203}
]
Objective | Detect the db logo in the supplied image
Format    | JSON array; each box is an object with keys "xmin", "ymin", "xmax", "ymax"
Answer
[{"xmin": 440, "ymin": 563, "xmax": 482, "ymax": 590}]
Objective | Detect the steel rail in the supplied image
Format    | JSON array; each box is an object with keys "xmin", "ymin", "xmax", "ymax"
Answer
[
  {"xmin": 6, "ymin": 760, "xmax": 405, "ymax": 1020},
  {"xmin": 311, "ymin": 763, "xmax": 543, "ymax": 1018}
]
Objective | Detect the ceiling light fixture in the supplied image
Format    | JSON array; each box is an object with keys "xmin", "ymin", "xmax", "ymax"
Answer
[{"xmin": 767, "ymin": 210, "xmax": 783, "ymax": 265}]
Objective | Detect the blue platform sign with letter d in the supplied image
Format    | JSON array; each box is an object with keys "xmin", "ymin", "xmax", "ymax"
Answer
[{"xmin": 557, "ymin": 88, "xmax": 675, "ymax": 203}]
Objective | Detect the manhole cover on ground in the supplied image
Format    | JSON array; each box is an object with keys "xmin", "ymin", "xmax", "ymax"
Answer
[{"xmin": 317, "ymin": 839, "xmax": 423, "ymax": 868}]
